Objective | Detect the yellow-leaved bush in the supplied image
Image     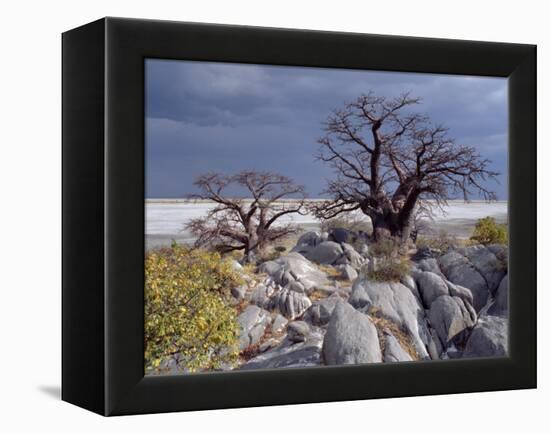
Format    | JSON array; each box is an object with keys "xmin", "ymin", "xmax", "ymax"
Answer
[
  {"xmin": 470, "ymin": 216, "xmax": 508, "ymax": 245},
  {"xmin": 145, "ymin": 245, "xmax": 242, "ymax": 374}
]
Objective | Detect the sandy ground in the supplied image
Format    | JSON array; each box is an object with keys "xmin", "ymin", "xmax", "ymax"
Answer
[{"xmin": 145, "ymin": 200, "xmax": 507, "ymax": 251}]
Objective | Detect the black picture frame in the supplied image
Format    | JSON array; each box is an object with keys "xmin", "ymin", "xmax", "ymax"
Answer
[{"xmin": 62, "ymin": 17, "xmax": 536, "ymax": 416}]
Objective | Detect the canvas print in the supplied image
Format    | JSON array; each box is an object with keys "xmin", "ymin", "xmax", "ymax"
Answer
[{"xmin": 144, "ymin": 60, "xmax": 508, "ymax": 375}]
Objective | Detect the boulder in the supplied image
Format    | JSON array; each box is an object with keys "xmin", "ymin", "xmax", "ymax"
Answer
[
  {"xmin": 241, "ymin": 331, "xmax": 324, "ymax": 370},
  {"xmin": 237, "ymin": 305, "xmax": 272, "ymax": 350},
  {"xmin": 303, "ymin": 294, "xmax": 341, "ymax": 326},
  {"xmin": 414, "ymin": 271, "xmax": 449, "ymax": 307},
  {"xmin": 296, "ymin": 231, "xmax": 323, "ymax": 247},
  {"xmin": 323, "ymin": 302, "xmax": 382, "ymax": 365},
  {"xmin": 303, "ymin": 241, "xmax": 344, "ymax": 265},
  {"xmin": 438, "ymin": 250, "xmax": 489, "ymax": 312},
  {"xmin": 446, "ymin": 281, "xmax": 475, "ymax": 310},
  {"xmin": 488, "ymin": 275, "xmax": 508, "ymax": 317},
  {"xmin": 400, "ymin": 274, "xmax": 422, "ymax": 301},
  {"xmin": 412, "ymin": 247, "xmax": 442, "ymax": 261},
  {"xmin": 349, "ymin": 279, "xmax": 431, "ymax": 359},
  {"xmin": 258, "ymin": 253, "xmax": 329, "ymax": 292},
  {"xmin": 269, "ymin": 288, "xmax": 312, "ymax": 319},
  {"xmin": 457, "ymin": 245, "xmax": 506, "ymax": 291},
  {"xmin": 338, "ymin": 242, "xmax": 365, "ymax": 268},
  {"xmin": 338, "ymin": 264, "xmax": 358, "ymax": 281},
  {"xmin": 463, "ymin": 315, "xmax": 508, "ymax": 358},
  {"xmin": 427, "ymin": 295, "xmax": 476, "ymax": 346},
  {"xmin": 287, "ymin": 321, "xmax": 311, "ymax": 343},
  {"xmin": 414, "ymin": 257, "xmax": 445, "ymax": 277},
  {"xmin": 328, "ymin": 227, "xmax": 355, "ymax": 244},
  {"xmin": 383, "ymin": 329, "xmax": 413, "ymax": 363}
]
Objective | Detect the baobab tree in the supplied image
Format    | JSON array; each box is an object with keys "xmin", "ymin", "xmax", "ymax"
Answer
[
  {"xmin": 314, "ymin": 92, "xmax": 498, "ymax": 244},
  {"xmin": 185, "ymin": 170, "xmax": 307, "ymax": 263}
]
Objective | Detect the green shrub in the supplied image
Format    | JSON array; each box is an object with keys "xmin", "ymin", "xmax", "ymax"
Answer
[
  {"xmin": 145, "ymin": 245, "xmax": 242, "ymax": 374},
  {"xmin": 470, "ymin": 217, "xmax": 508, "ymax": 245},
  {"xmin": 366, "ymin": 257, "xmax": 411, "ymax": 282}
]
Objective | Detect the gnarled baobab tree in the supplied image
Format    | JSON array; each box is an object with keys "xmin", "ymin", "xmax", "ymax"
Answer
[
  {"xmin": 314, "ymin": 92, "xmax": 498, "ymax": 243},
  {"xmin": 185, "ymin": 170, "xmax": 307, "ymax": 263}
]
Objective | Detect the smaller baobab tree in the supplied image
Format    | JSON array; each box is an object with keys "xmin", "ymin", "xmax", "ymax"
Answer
[
  {"xmin": 314, "ymin": 91, "xmax": 499, "ymax": 244},
  {"xmin": 185, "ymin": 170, "xmax": 307, "ymax": 263}
]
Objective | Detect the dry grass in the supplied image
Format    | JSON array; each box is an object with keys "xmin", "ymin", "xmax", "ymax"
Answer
[
  {"xmin": 308, "ymin": 289, "xmax": 328, "ymax": 302},
  {"xmin": 367, "ymin": 307, "xmax": 419, "ymax": 361}
]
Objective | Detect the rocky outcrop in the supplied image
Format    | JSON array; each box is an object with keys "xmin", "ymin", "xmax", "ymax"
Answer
[
  {"xmin": 323, "ymin": 302, "xmax": 382, "ymax": 365},
  {"xmin": 233, "ymin": 238, "xmax": 508, "ymax": 371},
  {"xmin": 269, "ymin": 287, "xmax": 312, "ymax": 320},
  {"xmin": 438, "ymin": 250, "xmax": 490, "ymax": 312},
  {"xmin": 463, "ymin": 315, "xmax": 508, "ymax": 358},
  {"xmin": 258, "ymin": 252, "xmax": 329, "ymax": 292},
  {"xmin": 456, "ymin": 245, "xmax": 506, "ymax": 292}
]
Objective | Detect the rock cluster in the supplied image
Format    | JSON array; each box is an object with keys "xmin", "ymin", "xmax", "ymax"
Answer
[{"xmin": 231, "ymin": 230, "xmax": 508, "ymax": 370}]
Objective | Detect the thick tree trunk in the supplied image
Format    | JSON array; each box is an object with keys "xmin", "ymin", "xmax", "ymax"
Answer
[{"xmin": 370, "ymin": 211, "xmax": 413, "ymax": 246}]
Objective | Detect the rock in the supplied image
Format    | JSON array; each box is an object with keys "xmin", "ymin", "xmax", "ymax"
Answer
[
  {"xmin": 463, "ymin": 315, "xmax": 508, "ymax": 358},
  {"xmin": 241, "ymin": 331, "xmax": 324, "ymax": 370},
  {"xmin": 323, "ymin": 302, "xmax": 382, "ymax": 365},
  {"xmin": 415, "ymin": 271, "xmax": 449, "ymax": 307},
  {"xmin": 231, "ymin": 284, "xmax": 248, "ymax": 300},
  {"xmin": 287, "ymin": 280, "xmax": 306, "ymax": 293},
  {"xmin": 303, "ymin": 294, "xmax": 341, "ymax": 326},
  {"xmin": 287, "ymin": 321, "xmax": 310, "ymax": 342},
  {"xmin": 349, "ymin": 279, "xmax": 431, "ymax": 359},
  {"xmin": 457, "ymin": 245, "xmax": 506, "ymax": 292},
  {"xmin": 259, "ymin": 337, "xmax": 283, "ymax": 353},
  {"xmin": 438, "ymin": 250, "xmax": 489, "ymax": 312},
  {"xmin": 446, "ymin": 281, "xmax": 475, "ymax": 310},
  {"xmin": 488, "ymin": 275, "xmax": 508, "ymax": 317},
  {"xmin": 427, "ymin": 295, "xmax": 476, "ymax": 346},
  {"xmin": 296, "ymin": 231, "xmax": 322, "ymax": 247},
  {"xmin": 338, "ymin": 264, "xmax": 358, "ymax": 281},
  {"xmin": 400, "ymin": 274, "xmax": 422, "ymax": 301},
  {"xmin": 413, "ymin": 247, "xmax": 441, "ymax": 261},
  {"xmin": 250, "ymin": 283, "xmax": 277, "ymax": 308},
  {"xmin": 414, "ymin": 257, "xmax": 444, "ymax": 277},
  {"xmin": 426, "ymin": 327, "xmax": 444, "ymax": 360},
  {"xmin": 383, "ymin": 329, "xmax": 413, "ymax": 362},
  {"xmin": 258, "ymin": 253, "xmax": 329, "ymax": 292},
  {"xmin": 340, "ymin": 242, "xmax": 365, "ymax": 268},
  {"xmin": 237, "ymin": 305, "xmax": 272, "ymax": 350},
  {"xmin": 230, "ymin": 260, "xmax": 243, "ymax": 272},
  {"xmin": 303, "ymin": 241, "xmax": 344, "ymax": 265},
  {"xmin": 271, "ymin": 313, "xmax": 288, "ymax": 333},
  {"xmin": 270, "ymin": 288, "xmax": 312, "ymax": 319},
  {"xmin": 328, "ymin": 227, "xmax": 355, "ymax": 244}
]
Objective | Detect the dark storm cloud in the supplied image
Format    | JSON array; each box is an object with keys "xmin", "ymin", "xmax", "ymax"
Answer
[{"xmin": 145, "ymin": 59, "xmax": 508, "ymax": 199}]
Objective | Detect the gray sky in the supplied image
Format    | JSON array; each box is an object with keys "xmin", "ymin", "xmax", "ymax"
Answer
[{"xmin": 145, "ymin": 59, "xmax": 508, "ymax": 199}]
